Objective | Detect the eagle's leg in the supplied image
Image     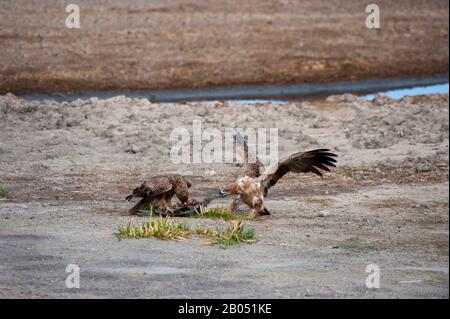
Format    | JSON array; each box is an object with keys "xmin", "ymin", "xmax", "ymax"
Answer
[
  {"xmin": 248, "ymin": 207, "xmax": 270, "ymax": 219},
  {"xmin": 128, "ymin": 197, "xmax": 152, "ymax": 215},
  {"xmin": 229, "ymin": 196, "xmax": 242, "ymax": 213},
  {"xmin": 148, "ymin": 197, "xmax": 171, "ymax": 213},
  {"xmin": 162, "ymin": 195, "xmax": 174, "ymax": 213},
  {"xmin": 247, "ymin": 197, "xmax": 264, "ymax": 220},
  {"xmin": 248, "ymin": 209, "xmax": 260, "ymax": 220}
]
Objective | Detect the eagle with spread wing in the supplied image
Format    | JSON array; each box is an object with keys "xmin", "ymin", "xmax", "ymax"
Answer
[
  {"xmin": 126, "ymin": 175, "xmax": 192, "ymax": 215},
  {"xmin": 220, "ymin": 133, "xmax": 337, "ymax": 219},
  {"xmin": 227, "ymin": 131, "xmax": 264, "ymax": 213}
]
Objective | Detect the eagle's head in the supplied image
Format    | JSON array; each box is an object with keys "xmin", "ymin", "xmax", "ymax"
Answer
[
  {"xmin": 220, "ymin": 176, "xmax": 257, "ymax": 197},
  {"xmin": 219, "ymin": 183, "xmax": 240, "ymax": 197}
]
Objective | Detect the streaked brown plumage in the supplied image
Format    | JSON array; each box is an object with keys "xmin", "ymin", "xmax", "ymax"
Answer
[
  {"xmin": 220, "ymin": 149, "xmax": 337, "ymax": 219},
  {"xmin": 126, "ymin": 174, "xmax": 192, "ymax": 215}
]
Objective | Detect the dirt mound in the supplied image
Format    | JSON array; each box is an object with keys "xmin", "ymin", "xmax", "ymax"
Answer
[{"xmin": 342, "ymin": 95, "xmax": 449, "ymax": 149}]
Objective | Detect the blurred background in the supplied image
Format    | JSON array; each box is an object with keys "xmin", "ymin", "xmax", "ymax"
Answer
[{"xmin": 0, "ymin": 0, "xmax": 448, "ymax": 94}]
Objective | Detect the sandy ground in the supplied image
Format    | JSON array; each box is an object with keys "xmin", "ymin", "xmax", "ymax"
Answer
[
  {"xmin": 0, "ymin": 92, "xmax": 448, "ymax": 298},
  {"xmin": 0, "ymin": 0, "xmax": 449, "ymax": 94}
]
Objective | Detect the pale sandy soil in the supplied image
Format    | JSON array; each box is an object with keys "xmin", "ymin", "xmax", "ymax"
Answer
[
  {"xmin": 0, "ymin": 93, "xmax": 448, "ymax": 298},
  {"xmin": 0, "ymin": 0, "xmax": 448, "ymax": 94}
]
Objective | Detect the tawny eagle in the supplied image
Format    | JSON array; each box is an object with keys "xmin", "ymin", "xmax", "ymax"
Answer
[
  {"xmin": 126, "ymin": 174, "xmax": 192, "ymax": 215},
  {"xmin": 220, "ymin": 134, "xmax": 337, "ymax": 219}
]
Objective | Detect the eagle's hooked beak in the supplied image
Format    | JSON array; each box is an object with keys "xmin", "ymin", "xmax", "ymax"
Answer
[
  {"xmin": 219, "ymin": 190, "xmax": 229, "ymax": 198},
  {"xmin": 125, "ymin": 194, "xmax": 133, "ymax": 202}
]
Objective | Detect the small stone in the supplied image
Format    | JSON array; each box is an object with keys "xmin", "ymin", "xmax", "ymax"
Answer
[
  {"xmin": 207, "ymin": 170, "xmax": 216, "ymax": 176},
  {"xmin": 364, "ymin": 138, "xmax": 383, "ymax": 149},
  {"xmin": 88, "ymin": 97, "xmax": 99, "ymax": 104},
  {"xmin": 415, "ymin": 164, "xmax": 433, "ymax": 173},
  {"xmin": 372, "ymin": 95, "xmax": 393, "ymax": 106},
  {"xmin": 318, "ymin": 211, "xmax": 330, "ymax": 217},
  {"xmin": 128, "ymin": 144, "xmax": 141, "ymax": 154}
]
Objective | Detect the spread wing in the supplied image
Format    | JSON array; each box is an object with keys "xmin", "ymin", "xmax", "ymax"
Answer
[
  {"xmin": 125, "ymin": 176, "xmax": 174, "ymax": 201},
  {"xmin": 261, "ymin": 149, "xmax": 337, "ymax": 189},
  {"xmin": 234, "ymin": 130, "xmax": 263, "ymax": 178}
]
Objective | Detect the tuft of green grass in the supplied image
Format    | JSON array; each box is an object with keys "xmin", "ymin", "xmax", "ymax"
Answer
[
  {"xmin": 115, "ymin": 215, "xmax": 191, "ymax": 241},
  {"xmin": 0, "ymin": 188, "xmax": 8, "ymax": 198},
  {"xmin": 214, "ymin": 221, "xmax": 256, "ymax": 246},
  {"xmin": 115, "ymin": 215, "xmax": 256, "ymax": 247},
  {"xmin": 194, "ymin": 207, "xmax": 247, "ymax": 221},
  {"xmin": 197, "ymin": 221, "xmax": 256, "ymax": 247},
  {"xmin": 333, "ymin": 241, "xmax": 380, "ymax": 251}
]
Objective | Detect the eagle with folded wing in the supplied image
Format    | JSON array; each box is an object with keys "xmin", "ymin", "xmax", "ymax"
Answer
[
  {"xmin": 220, "ymin": 146, "xmax": 337, "ymax": 219},
  {"xmin": 126, "ymin": 174, "xmax": 192, "ymax": 215}
]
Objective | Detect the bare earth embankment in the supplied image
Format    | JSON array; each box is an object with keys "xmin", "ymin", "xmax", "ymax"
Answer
[
  {"xmin": 0, "ymin": 0, "xmax": 449, "ymax": 94},
  {"xmin": 0, "ymin": 93, "xmax": 448, "ymax": 298}
]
